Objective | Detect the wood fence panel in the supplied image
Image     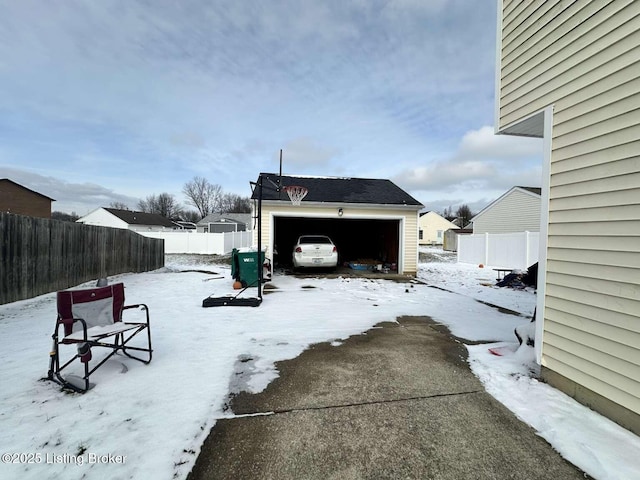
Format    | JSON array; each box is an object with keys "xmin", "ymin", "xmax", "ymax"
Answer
[{"xmin": 0, "ymin": 212, "xmax": 164, "ymax": 305}]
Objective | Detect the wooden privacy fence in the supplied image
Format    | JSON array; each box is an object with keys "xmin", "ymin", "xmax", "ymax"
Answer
[{"xmin": 0, "ymin": 212, "xmax": 164, "ymax": 305}]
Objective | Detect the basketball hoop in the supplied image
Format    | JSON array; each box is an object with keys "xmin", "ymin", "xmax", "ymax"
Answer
[{"xmin": 283, "ymin": 185, "xmax": 308, "ymax": 206}]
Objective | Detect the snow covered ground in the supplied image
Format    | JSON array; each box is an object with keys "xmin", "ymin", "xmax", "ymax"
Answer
[{"xmin": 0, "ymin": 247, "xmax": 638, "ymax": 479}]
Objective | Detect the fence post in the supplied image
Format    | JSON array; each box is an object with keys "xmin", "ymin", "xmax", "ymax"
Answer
[{"xmin": 525, "ymin": 231, "xmax": 530, "ymax": 267}]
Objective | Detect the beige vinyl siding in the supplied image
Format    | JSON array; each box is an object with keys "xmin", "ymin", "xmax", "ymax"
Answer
[
  {"xmin": 404, "ymin": 212, "xmax": 419, "ymax": 274},
  {"xmin": 473, "ymin": 189, "xmax": 540, "ymax": 234},
  {"xmin": 498, "ymin": 0, "xmax": 640, "ymax": 417},
  {"xmin": 545, "ymin": 152, "xmax": 640, "ymax": 416},
  {"xmin": 499, "ymin": 0, "xmax": 640, "ymax": 129}
]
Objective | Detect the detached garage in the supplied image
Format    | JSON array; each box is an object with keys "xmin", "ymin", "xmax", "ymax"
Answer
[{"xmin": 251, "ymin": 173, "xmax": 423, "ymax": 275}]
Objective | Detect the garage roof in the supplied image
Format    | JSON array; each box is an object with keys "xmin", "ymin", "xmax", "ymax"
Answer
[{"xmin": 253, "ymin": 173, "xmax": 423, "ymax": 207}]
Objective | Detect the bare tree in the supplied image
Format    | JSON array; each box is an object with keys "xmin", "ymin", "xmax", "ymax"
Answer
[
  {"xmin": 183, "ymin": 177, "xmax": 222, "ymax": 217},
  {"xmin": 137, "ymin": 197, "xmax": 152, "ymax": 213},
  {"xmin": 456, "ymin": 204, "xmax": 474, "ymax": 228},
  {"xmin": 157, "ymin": 193, "xmax": 183, "ymax": 218},
  {"xmin": 219, "ymin": 193, "xmax": 251, "ymax": 213},
  {"xmin": 180, "ymin": 210, "xmax": 201, "ymax": 223},
  {"xmin": 138, "ymin": 193, "xmax": 183, "ymax": 218},
  {"xmin": 442, "ymin": 206, "xmax": 455, "ymax": 221},
  {"xmin": 109, "ymin": 202, "xmax": 130, "ymax": 210},
  {"xmin": 52, "ymin": 211, "xmax": 79, "ymax": 222}
]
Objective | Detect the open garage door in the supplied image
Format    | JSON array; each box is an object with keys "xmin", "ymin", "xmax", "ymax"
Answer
[{"xmin": 274, "ymin": 216, "xmax": 400, "ymax": 271}]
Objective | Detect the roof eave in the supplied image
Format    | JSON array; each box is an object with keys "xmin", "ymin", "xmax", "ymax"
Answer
[{"xmin": 260, "ymin": 200, "xmax": 423, "ymax": 211}]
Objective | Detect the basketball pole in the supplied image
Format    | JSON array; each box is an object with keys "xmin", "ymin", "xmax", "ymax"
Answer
[
  {"xmin": 257, "ymin": 173, "xmax": 263, "ymax": 302},
  {"xmin": 278, "ymin": 149, "xmax": 283, "ymax": 200},
  {"xmin": 252, "ymin": 173, "xmax": 282, "ymax": 304},
  {"xmin": 253, "ymin": 171, "xmax": 294, "ymax": 304}
]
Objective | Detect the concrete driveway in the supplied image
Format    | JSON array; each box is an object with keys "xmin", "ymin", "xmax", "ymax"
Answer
[{"xmin": 188, "ymin": 316, "xmax": 587, "ymax": 479}]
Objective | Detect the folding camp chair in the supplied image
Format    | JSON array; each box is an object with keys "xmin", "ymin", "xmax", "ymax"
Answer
[{"xmin": 47, "ymin": 282, "xmax": 152, "ymax": 393}]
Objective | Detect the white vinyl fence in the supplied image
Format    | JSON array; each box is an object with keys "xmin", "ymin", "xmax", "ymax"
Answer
[
  {"xmin": 138, "ymin": 231, "xmax": 253, "ymax": 255},
  {"xmin": 457, "ymin": 231, "xmax": 539, "ymax": 269}
]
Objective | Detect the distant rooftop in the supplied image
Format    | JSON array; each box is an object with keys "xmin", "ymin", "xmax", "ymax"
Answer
[
  {"xmin": 104, "ymin": 208, "xmax": 176, "ymax": 227},
  {"xmin": 0, "ymin": 178, "xmax": 55, "ymax": 201}
]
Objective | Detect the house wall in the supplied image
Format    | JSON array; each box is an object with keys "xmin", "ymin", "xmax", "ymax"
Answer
[
  {"xmin": 498, "ymin": 0, "xmax": 640, "ymax": 433},
  {"xmin": 256, "ymin": 203, "xmax": 420, "ymax": 275},
  {"xmin": 196, "ymin": 214, "xmax": 252, "ymax": 233},
  {"xmin": 77, "ymin": 209, "xmax": 129, "ymax": 229},
  {"xmin": 78, "ymin": 209, "xmax": 176, "ymax": 232},
  {"xmin": 472, "ymin": 189, "xmax": 541, "ymax": 234},
  {"xmin": 0, "ymin": 180, "xmax": 52, "ymax": 219},
  {"xmin": 418, "ymin": 212, "xmax": 459, "ymax": 245}
]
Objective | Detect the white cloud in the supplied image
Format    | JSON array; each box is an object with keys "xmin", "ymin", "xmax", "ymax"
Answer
[
  {"xmin": 392, "ymin": 125, "xmax": 543, "ymax": 214},
  {"xmin": 0, "ymin": 167, "xmax": 141, "ymax": 215},
  {"xmin": 279, "ymin": 137, "xmax": 339, "ymax": 169},
  {"xmin": 394, "ymin": 125, "xmax": 543, "ymax": 192},
  {"xmin": 458, "ymin": 126, "xmax": 542, "ymax": 161},
  {"xmin": 398, "ymin": 160, "xmax": 496, "ymax": 190}
]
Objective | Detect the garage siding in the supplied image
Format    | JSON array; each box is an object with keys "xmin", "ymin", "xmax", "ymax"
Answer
[
  {"xmin": 255, "ymin": 204, "xmax": 420, "ymax": 275},
  {"xmin": 404, "ymin": 211, "xmax": 419, "ymax": 274},
  {"xmin": 498, "ymin": 0, "xmax": 640, "ymax": 419}
]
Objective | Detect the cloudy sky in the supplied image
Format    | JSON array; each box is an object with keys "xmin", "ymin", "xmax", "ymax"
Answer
[{"xmin": 0, "ymin": 0, "xmax": 542, "ymax": 216}]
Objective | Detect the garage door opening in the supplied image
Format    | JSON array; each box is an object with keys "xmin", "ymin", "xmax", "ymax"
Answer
[{"xmin": 274, "ymin": 217, "xmax": 400, "ymax": 271}]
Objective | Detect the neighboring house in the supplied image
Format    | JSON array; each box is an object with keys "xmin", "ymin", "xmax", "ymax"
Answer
[
  {"xmin": 77, "ymin": 208, "xmax": 178, "ymax": 232},
  {"xmin": 251, "ymin": 173, "xmax": 423, "ymax": 275},
  {"xmin": 0, "ymin": 178, "xmax": 55, "ymax": 219},
  {"xmin": 470, "ymin": 186, "xmax": 541, "ymax": 234},
  {"xmin": 197, "ymin": 213, "xmax": 252, "ymax": 233},
  {"xmin": 418, "ymin": 211, "xmax": 459, "ymax": 245},
  {"xmin": 496, "ymin": 1, "xmax": 639, "ymax": 434}
]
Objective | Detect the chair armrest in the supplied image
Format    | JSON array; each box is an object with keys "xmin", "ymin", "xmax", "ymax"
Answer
[
  {"xmin": 122, "ymin": 304, "xmax": 150, "ymax": 325},
  {"xmin": 58, "ymin": 317, "xmax": 89, "ymax": 340}
]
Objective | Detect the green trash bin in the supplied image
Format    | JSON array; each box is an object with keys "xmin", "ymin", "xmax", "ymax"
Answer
[{"xmin": 231, "ymin": 248, "xmax": 266, "ymax": 287}]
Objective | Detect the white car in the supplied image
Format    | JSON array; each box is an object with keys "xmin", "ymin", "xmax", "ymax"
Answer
[{"xmin": 292, "ymin": 235, "xmax": 338, "ymax": 269}]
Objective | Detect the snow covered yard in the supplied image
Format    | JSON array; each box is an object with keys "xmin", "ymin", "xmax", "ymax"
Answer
[{"xmin": 0, "ymin": 248, "xmax": 638, "ymax": 479}]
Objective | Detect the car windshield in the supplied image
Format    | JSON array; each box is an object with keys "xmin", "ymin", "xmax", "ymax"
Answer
[{"xmin": 298, "ymin": 236, "xmax": 332, "ymax": 244}]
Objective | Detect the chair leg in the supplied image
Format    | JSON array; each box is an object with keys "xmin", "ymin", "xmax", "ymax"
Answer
[
  {"xmin": 120, "ymin": 327, "xmax": 153, "ymax": 364},
  {"xmin": 83, "ymin": 357, "xmax": 90, "ymax": 392},
  {"xmin": 46, "ymin": 334, "xmax": 94, "ymax": 393},
  {"xmin": 47, "ymin": 337, "xmax": 58, "ymax": 382}
]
